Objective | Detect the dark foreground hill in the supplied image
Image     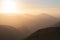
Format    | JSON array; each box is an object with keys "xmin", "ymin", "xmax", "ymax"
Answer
[
  {"xmin": 0, "ymin": 25, "xmax": 22, "ymax": 40},
  {"xmin": 25, "ymin": 22, "xmax": 60, "ymax": 40},
  {"xmin": 19, "ymin": 13, "xmax": 59, "ymax": 38}
]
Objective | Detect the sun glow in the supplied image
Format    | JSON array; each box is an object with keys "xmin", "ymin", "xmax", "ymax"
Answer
[{"xmin": 1, "ymin": 0, "xmax": 21, "ymax": 14}]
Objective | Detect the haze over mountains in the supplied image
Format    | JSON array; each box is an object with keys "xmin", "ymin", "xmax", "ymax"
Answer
[
  {"xmin": 0, "ymin": 13, "xmax": 60, "ymax": 39},
  {"xmin": 25, "ymin": 24, "xmax": 60, "ymax": 40},
  {"xmin": 18, "ymin": 13, "xmax": 59, "ymax": 38}
]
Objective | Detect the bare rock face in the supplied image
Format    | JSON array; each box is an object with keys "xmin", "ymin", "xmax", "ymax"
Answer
[
  {"xmin": 25, "ymin": 22, "xmax": 60, "ymax": 40},
  {"xmin": 0, "ymin": 25, "xmax": 21, "ymax": 40}
]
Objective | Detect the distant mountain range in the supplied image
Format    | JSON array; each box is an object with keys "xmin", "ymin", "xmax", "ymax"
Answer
[
  {"xmin": 0, "ymin": 13, "xmax": 60, "ymax": 39},
  {"xmin": 17, "ymin": 13, "xmax": 59, "ymax": 39}
]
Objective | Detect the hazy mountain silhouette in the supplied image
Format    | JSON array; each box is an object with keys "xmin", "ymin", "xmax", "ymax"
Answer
[
  {"xmin": 18, "ymin": 13, "xmax": 59, "ymax": 39},
  {"xmin": 0, "ymin": 13, "xmax": 59, "ymax": 40},
  {"xmin": 0, "ymin": 25, "xmax": 22, "ymax": 40},
  {"xmin": 25, "ymin": 22, "xmax": 60, "ymax": 40},
  {"xmin": 34, "ymin": 13, "xmax": 59, "ymax": 27}
]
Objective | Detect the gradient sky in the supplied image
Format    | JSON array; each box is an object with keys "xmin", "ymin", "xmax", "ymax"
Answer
[
  {"xmin": 0, "ymin": 0, "xmax": 60, "ymax": 17},
  {"xmin": 19, "ymin": 0, "xmax": 60, "ymax": 17},
  {"xmin": 21, "ymin": 0, "xmax": 60, "ymax": 8}
]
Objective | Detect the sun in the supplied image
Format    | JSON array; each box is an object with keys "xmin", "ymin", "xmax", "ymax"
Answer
[{"xmin": 1, "ymin": 0, "xmax": 20, "ymax": 14}]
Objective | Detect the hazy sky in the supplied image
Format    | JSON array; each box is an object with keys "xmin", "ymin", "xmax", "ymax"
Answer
[
  {"xmin": 0, "ymin": 0, "xmax": 60, "ymax": 17},
  {"xmin": 21, "ymin": 0, "xmax": 60, "ymax": 8},
  {"xmin": 19, "ymin": 0, "xmax": 60, "ymax": 16}
]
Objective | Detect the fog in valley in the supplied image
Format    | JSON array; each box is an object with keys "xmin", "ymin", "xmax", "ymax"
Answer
[{"xmin": 0, "ymin": 13, "xmax": 60, "ymax": 39}]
